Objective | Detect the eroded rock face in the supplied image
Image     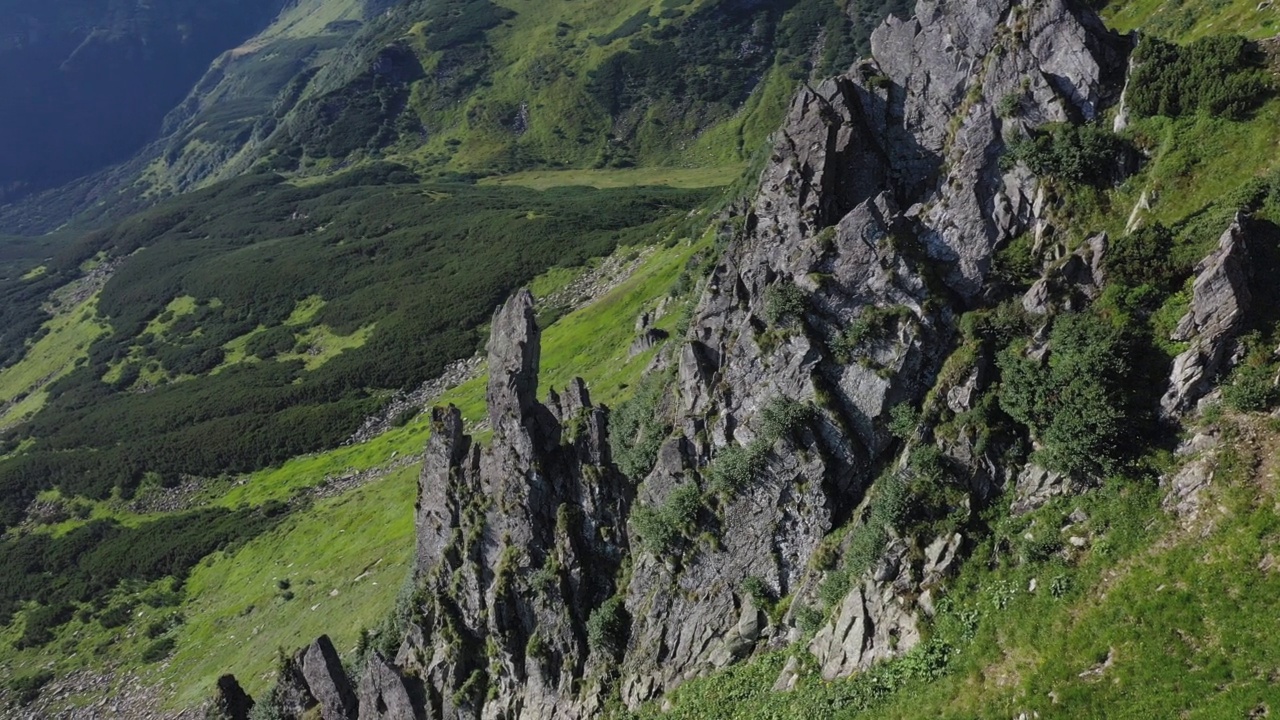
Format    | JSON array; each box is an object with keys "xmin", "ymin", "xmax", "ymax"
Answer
[
  {"xmin": 1010, "ymin": 463, "xmax": 1083, "ymax": 515},
  {"xmin": 621, "ymin": 0, "xmax": 1127, "ymax": 707},
  {"xmin": 402, "ymin": 291, "xmax": 633, "ymax": 720},
  {"xmin": 809, "ymin": 576, "xmax": 921, "ymax": 681},
  {"xmin": 1023, "ymin": 232, "xmax": 1108, "ymax": 315},
  {"xmin": 302, "ymin": 636, "xmax": 358, "ymax": 720},
  {"xmin": 264, "ymin": 2, "xmax": 1131, "ymax": 715},
  {"xmin": 1161, "ymin": 216, "xmax": 1254, "ymax": 417},
  {"xmin": 357, "ymin": 652, "xmax": 418, "ymax": 720},
  {"xmin": 207, "ymin": 675, "xmax": 255, "ymax": 720},
  {"xmin": 275, "ymin": 651, "xmax": 320, "ymax": 719},
  {"xmin": 873, "ymin": 0, "xmax": 1127, "ymax": 297}
]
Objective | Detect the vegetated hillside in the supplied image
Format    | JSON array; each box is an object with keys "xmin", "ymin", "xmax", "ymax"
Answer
[
  {"xmin": 0, "ymin": 168, "xmax": 711, "ymax": 697},
  {"xmin": 146, "ymin": 0, "xmax": 1280, "ymax": 717},
  {"xmin": 0, "ymin": 0, "xmax": 912, "ymax": 236},
  {"xmin": 0, "ymin": 0, "xmax": 289, "ymax": 205},
  {"xmin": 3, "ymin": 0, "xmax": 1280, "ymax": 718}
]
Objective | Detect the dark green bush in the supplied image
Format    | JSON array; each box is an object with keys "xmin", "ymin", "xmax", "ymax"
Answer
[
  {"xmin": 888, "ymin": 403, "xmax": 920, "ymax": 440},
  {"xmin": 764, "ymin": 281, "xmax": 807, "ymax": 327},
  {"xmin": 1105, "ymin": 224, "xmax": 1181, "ymax": 291},
  {"xmin": 97, "ymin": 602, "xmax": 135, "ymax": 629},
  {"xmin": 609, "ymin": 369, "xmax": 675, "ymax": 479},
  {"xmin": 1006, "ymin": 123, "xmax": 1134, "ymax": 186},
  {"xmin": 706, "ymin": 442, "xmax": 768, "ymax": 494},
  {"xmin": 630, "ymin": 483, "xmax": 701, "ymax": 556},
  {"xmin": 144, "ymin": 613, "xmax": 183, "ymax": 639},
  {"xmin": 1223, "ymin": 363, "xmax": 1279, "ymax": 412},
  {"xmin": 246, "ymin": 326, "xmax": 297, "ymax": 360},
  {"xmin": 140, "ymin": 636, "xmax": 176, "ymax": 663},
  {"xmin": 419, "ymin": 0, "xmax": 514, "ymax": 51},
  {"xmin": 0, "ymin": 505, "xmax": 286, "ymax": 634},
  {"xmin": 14, "ymin": 602, "xmax": 74, "ymax": 649},
  {"xmin": 759, "ymin": 397, "xmax": 816, "ymax": 441},
  {"xmin": 1129, "ymin": 35, "xmax": 1271, "ymax": 120},
  {"xmin": 998, "ymin": 313, "xmax": 1134, "ymax": 477},
  {"xmin": 831, "ymin": 305, "xmax": 913, "ymax": 363},
  {"xmin": 586, "ymin": 597, "xmax": 630, "ymax": 659},
  {"xmin": 8, "ymin": 670, "xmax": 53, "ymax": 706}
]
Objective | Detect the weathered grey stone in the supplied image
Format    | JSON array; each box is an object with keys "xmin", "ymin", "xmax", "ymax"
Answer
[
  {"xmin": 1011, "ymin": 464, "xmax": 1084, "ymax": 515},
  {"xmin": 629, "ymin": 328, "xmax": 669, "ymax": 357},
  {"xmin": 772, "ymin": 656, "xmax": 802, "ymax": 693},
  {"xmin": 1023, "ymin": 233, "xmax": 1108, "ymax": 315},
  {"xmin": 270, "ymin": 2, "xmax": 1133, "ymax": 715},
  {"xmin": 1162, "ymin": 435, "xmax": 1221, "ymax": 524},
  {"xmin": 301, "ymin": 636, "xmax": 357, "ymax": 720},
  {"xmin": 922, "ymin": 533, "xmax": 964, "ymax": 588},
  {"xmin": 874, "ymin": 1, "xmax": 1127, "ymax": 297},
  {"xmin": 401, "ymin": 291, "xmax": 633, "ymax": 720},
  {"xmin": 808, "ymin": 578, "xmax": 920, "ymax": 681},
  {"xmin": 619, "ymin": 0, "xmax": 1127, "ymax": 707},
  {"xmin": 706, "ymin": 597, "xmax": 765, "ymax": 668},
  {"xmin": 1161, "ymin": 216, "xmax": 1254, "ymax": 417},
  {"xmin": 276, "ymin": 651, "xmax": 318, "ymax": 719},
  {"xmin": 357, "ymin": 652, "xmax": 418, "ymax": 720}
]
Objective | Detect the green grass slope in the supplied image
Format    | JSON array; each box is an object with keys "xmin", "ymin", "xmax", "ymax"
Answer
[
  {"xmin": 0, "ymin": 215, "xmax": 718, "ymax": 709},
  {"xmin": 631, "ymin": 415, "xmax": 1280, "ymax": 720}
]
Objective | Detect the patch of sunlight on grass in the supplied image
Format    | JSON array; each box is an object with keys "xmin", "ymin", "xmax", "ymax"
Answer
[
  {"xmin": 0, "ymin": 296, "xmax": 109, "ymax": 428},
  {"xmin": 163, "ymin": 465, "xmax": 416, "ymax": 708}
]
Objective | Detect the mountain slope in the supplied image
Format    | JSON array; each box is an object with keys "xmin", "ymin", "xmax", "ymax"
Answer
[
  {"xmin": 3, "ymin": 0, "xmax": 1280, "ymax": 717},
  {"xmin": 0, "ymin": 0, "xmax": 289, "ymax": 205},
  {"xmin": 0, "ymin": 0, "xmax": 913, "ymax": 236}
]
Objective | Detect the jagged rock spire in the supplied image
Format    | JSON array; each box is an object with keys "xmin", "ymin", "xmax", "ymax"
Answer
[
  {"xmin": 403, "ymin": 288, "xmax": 632, "ymax": 719},
  {"xmin": 486, "ymin": 289, "xmax": 542, "ymax": 444}
]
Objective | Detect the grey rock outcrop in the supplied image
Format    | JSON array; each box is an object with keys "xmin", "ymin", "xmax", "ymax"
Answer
[
  {"xmin": 258, "ymin": 1, "xmax": 1133, "ymax": 715},
  {"xmin": 357, "ymin": 653, "xmax": 418, "ymax": 720},
  {"xmin": 1161, "ymin": 216, "xmax": 1254, "ymax": 417},
  {"xmin": 620, "ymin": 0, "xmax": 1127, "ymax": 707},
  {"xmin": 873, "ymin": 0, "xmax": 1127, "ymax": 297},
  {"xmin": 922, "ymin": 533, "xmax": 964, "ymax": 588},
  {"xmin": 809, "ymin": 576, "xmax": 921, "ymax": 681},
  {"xmin": 1010, "ymin": 463, "xmax": 1086, "ymax": 515},
  {"xmin": 1162, "ymin": 431, "xmax": 1223, "ymax": 525},
  {"xmin": 302, "ymin": 636, "xmax": 358, "ymax": 720},
  {"xmin": 402, "ymin": 290, "xmax": 633, "ymax": 720},
  {"xmin": 1022, "ymin": 232, "xmax": 1108, "ymax": 315},
  {"xmin": 274, "ymin": 652, "xmax": 320, "ymax": 719}
]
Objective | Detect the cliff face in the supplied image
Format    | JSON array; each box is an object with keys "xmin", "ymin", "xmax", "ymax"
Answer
[
  {"xmin": 403, "ymin": 290, "xmax": 632, "ymax": 719},
  {"xmin": 622, "ymin": 0, "xmax": 1127, "ymax": 705},
  {"xmin": 239, "ymin": 1, "xmax": 1142, "ymax": 717}
]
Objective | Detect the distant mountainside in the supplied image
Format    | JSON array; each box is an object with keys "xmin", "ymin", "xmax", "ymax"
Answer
[
  {"xmin": 0, "ymin": 0, "xmax": 912, "ymax": 235},
  {"xmin": 0, "ymin": 0, "xmax": 289, "ymax": 207}
]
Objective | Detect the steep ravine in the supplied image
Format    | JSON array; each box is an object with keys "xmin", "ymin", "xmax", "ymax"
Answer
[{"xmin": 207, "ymin": 1, "xmax": 1267, "ymax": 718}]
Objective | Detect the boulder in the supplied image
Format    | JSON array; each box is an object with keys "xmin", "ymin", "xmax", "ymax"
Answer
[
  {"xmin": 357, "ymin": 652, "xmax": 418, "ymax": 720},
  {"xmin": 1161, "ymin": 216, "xmax": 1253, "ymax": 417},
  {"xmin": 206, "ymin": 674, "xmax": 254, "ymax": 720},
  {"xmin": 301, "ymin": 636, "xmax": 357, "ymax": 720}
]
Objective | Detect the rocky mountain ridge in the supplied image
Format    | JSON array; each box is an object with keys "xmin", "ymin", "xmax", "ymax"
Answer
[{"xmin": 200, "ymin": 2, "xmax": 1272, "ymax": 718}]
